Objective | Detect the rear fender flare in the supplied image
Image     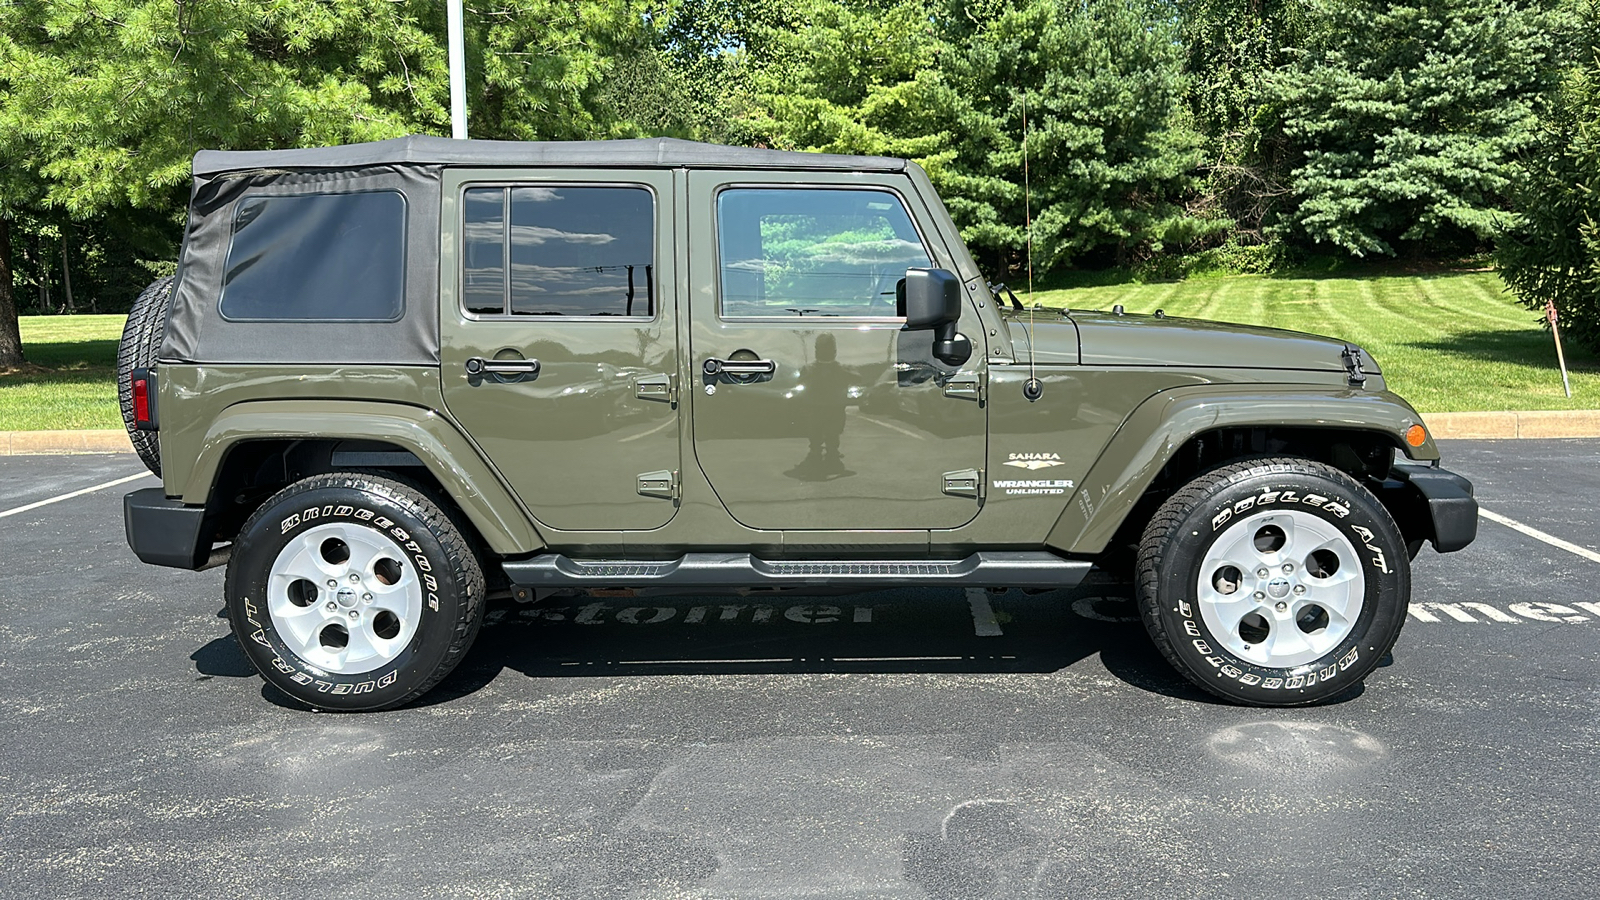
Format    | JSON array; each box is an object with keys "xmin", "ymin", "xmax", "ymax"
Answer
[
  {"xmin": 1046, "ymin": 386, "xmax": 1435, "ymax": 555},
  {"xmin": 182, "ymin": 400, "xmax": 544, "ymax": 554}
]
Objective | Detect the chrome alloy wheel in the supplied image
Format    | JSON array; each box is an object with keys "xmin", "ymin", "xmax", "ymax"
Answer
[
  {"xmin": 1196, "ymin": 509, "xmax": 1366, "ymax": 668},
  {"xmin": 266, "ymin": 522, "xmax": 423, "ymax": 674}
]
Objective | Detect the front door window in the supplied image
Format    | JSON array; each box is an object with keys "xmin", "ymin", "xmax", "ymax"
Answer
[{"xmin": 716, "ymin": 188, "xmax": 932, "ymax": 319}]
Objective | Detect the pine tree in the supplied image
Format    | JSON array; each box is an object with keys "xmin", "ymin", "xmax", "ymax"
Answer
[
  {"xmin": 1498, "ymin": 0, "xmax": 1600, "ymax": 351},
  {"xmin": 740, "ymin": 0, "xmax": 1211, "ymax": 273},
  {"xmin": 1270, "ymin": 0, "xmax": 1560, "ymax": 257},
  {"xmin": 936, "ymin": 0, "xmax": 1213, "ymax": 270}
]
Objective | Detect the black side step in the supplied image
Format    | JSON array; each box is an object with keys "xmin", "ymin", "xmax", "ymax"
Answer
[{"xmin": 502, "ymin": 551, "xmax": 1091, "ymax": 590}]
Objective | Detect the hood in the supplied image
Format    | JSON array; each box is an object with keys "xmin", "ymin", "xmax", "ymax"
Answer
[{"xmin": 1003, "ymin": 308, "xmax": 1377, "ymax": 374}]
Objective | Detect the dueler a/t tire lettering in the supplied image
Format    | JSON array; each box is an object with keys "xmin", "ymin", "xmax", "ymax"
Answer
[
  {"xmin": 1135, "ymin": 457, "xmax": 1409, "ymax": 706},
  {"xmin": 225, "ymin": 473, "xmax": 485, "ymax": 711}
]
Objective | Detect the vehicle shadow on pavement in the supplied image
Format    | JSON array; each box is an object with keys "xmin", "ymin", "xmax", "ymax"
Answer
[
  {"xmin": 437, "ymin": 586, "xmax": 1227, "ymax": 707},
  {"xmin": 188, "ymin": 585, "xmax": 1238, "ymax": 710}
]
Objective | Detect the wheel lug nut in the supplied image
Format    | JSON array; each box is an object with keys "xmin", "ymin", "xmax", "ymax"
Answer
[
  {"xmin": 1254, "ymin": 591, "xmax": 1266, "ymax": 600},
  {"xmin": 349, "ymin": 610, "xmax": 359, "ymax": 620},
  {"xmin": 362, "ymin": 593, "xmax": 373, "ymax": 602},
  {"xmin": 1256, "ymin": 568, "xmax": 1269, "ymax": 578},
  {"xmin": 349, "ymin": 573, "xmax": 361, "ymax": 582},
  {"xmin": 1293, "ymin": 585, "xmax": 1306, "ymax": 595},
  {"xmin": 325, "ymin": 601, "xmax": 336, "ymax": 611},
  {"xmin": 326, "ymin": 579, "xmax": 337, "ymax": 588},
  {"xmin": 1275, "ymin": 601, "xmax": 1287, "ymax": 611},
  {"xmin": 1282, "ymin": 563, "xmax": 1294, "ymax": 573}
]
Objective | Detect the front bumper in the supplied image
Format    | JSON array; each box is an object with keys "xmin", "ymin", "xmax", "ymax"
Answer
[
  {"xmin": 1382, "ymin": 463, "xmax": 1478, "ymax": 553},
  {"xmin": 124, "ymin": 488, "xmax": 222, "ymax": 569}
]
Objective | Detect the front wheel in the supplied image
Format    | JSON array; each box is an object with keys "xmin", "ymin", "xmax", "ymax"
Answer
[
  {"xmin": 225, "ymin": 473, "xmax": 485, "ymax": 711},
  {"xmin": 1136, "ymin": 457, "xmax": 1409, "ymax": 706}
]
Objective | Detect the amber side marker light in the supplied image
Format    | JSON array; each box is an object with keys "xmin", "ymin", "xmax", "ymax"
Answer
[{"xmin": 1405, "ymin": 424, "xmax": 1427, "ymax": 447}]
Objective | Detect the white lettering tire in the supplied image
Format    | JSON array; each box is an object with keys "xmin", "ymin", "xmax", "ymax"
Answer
[
  {"xmin": 1135, "ymin": 457, "xmax": 1410, "ymax": 706},
  {"xmin": 224, "ymin": 473, "xmax": 485, "ymax": 711}
]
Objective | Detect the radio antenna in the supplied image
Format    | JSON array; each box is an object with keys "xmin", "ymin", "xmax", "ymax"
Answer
[{"xmin": 1022, "ymin": 91, "xmax": 1043, "ymax": 402}]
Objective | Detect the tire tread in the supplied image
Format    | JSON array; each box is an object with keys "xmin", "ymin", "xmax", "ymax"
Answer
[
  {"xmin": 1134, "ymin": 456, "xmax": 1405, "ymax": 706},
  {"xmin": 116, "ymin": 275, "xmax": 175, "ymax": 477},
  {"xmin": 228, "ymin": 471, "xmax": 486, "ymax": 711}
]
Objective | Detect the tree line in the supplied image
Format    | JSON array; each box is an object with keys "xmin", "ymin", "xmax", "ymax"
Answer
[{"xmin": 1, "ymin": 0, "xmax": 1596, "ymax": 367}]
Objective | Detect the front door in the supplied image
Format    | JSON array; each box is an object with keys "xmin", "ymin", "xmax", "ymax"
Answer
[
  {"xmin": 440, "ymin": 169, "xmax": 681, "ymax": 531},
  {"xmin": 686, "ymin": 172, "xmax": 987, "ymax": 531}
]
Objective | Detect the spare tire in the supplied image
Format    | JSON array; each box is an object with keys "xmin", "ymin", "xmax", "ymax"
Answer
[{"xmin": 117, "ymin": 275, "xmax": 175, "ymax": 477}]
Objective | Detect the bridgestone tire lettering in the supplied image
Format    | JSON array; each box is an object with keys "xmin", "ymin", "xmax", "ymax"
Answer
[
  {"xmin": 1136, "ymin": 457, "xmax": 1411, "ymax": 707},
  {"xmin": 225, "ymin": 473, "xmax": 485, "ymax": 712}
]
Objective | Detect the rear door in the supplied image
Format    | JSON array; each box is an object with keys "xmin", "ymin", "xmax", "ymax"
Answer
[
  {"xmin": 686, "ymin": 171, "xmax": 988, "ymax": 530},
  {"xmin": 439, "ymin": 169, "xmax": 680, "ymax": 531}
]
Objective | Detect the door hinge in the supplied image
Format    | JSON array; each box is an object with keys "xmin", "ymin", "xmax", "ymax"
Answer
[
  {"xmin": 637, "ymin": 469, "xmax": 679, "ymax": 500},
  {"xmin": 943, "ymin": 371, "xmax": 985, "ymax": 403},
  {"xmin": 635, "ymin": 373, "xmax": 677, "ymax": 405},
  {"xmin": 943, "ymin": 468, "xmax": 983, "ymax": 499}
]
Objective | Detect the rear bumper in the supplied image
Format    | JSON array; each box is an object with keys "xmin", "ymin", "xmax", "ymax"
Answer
[
  {"xmin": 1383, "ymin": 463, "xmax": 1478, "ymax": 553},
  {"xmin": 124, "ymin": 488, "xmax": 221, "ymax": 569}
]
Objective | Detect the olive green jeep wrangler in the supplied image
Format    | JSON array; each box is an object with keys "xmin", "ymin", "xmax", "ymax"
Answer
[{"xmin": 119, "ymin": 136, "xmax": 1477, "ymax": 711}]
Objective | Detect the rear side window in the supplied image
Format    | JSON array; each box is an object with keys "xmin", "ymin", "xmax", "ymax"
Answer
[
  {"xmin": 461, "ymin": 185, "xmax": 655, "ymax": 317},
  {"xmin": 220, "ymin": 192, "xmax": 406, "ymax": 321}
]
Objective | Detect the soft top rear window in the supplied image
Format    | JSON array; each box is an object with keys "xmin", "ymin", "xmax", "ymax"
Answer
[{"xmin": 220, "ymin": 191, "xmax": 406, "ymax": 322}]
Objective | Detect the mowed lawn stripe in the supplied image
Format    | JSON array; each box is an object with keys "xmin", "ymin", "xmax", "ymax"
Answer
[
  {"xmin": 1033, "ymin": 271, "xmax": 1597, "ymax": 412},
  {"xmin": 3, "ymin": 315, "xmax": 125, "ymax": 431}
]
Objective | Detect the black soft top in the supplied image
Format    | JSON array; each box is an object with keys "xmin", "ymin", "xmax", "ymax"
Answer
[
  {"xmin": 192, "ymin": 135, "xmax": 906, "ymax": 177},
  {"xmin": 166, "ymin": 137, "xmax": 909, "ymax": 367}
]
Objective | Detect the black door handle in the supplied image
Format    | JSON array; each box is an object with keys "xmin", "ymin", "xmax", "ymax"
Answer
[
  {"xmin": 703, "ymin": 357, "xmax": 776, "ymax": 377},
  {"xmin": 466, "ymin": 357, "xmax": 540, "ymax": 376}
]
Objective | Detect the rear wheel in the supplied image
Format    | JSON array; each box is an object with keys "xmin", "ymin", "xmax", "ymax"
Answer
[
  {"xmin": 225, "ymin": 473, "xmax": 485, "ymax": 711},
  {"xmin": 1136, "ymin": 457, "xmax": 1409, "ymax": 706},
  {"xmin": 117, "ymin": 275, "xmax": 174, "ymax": 476}
]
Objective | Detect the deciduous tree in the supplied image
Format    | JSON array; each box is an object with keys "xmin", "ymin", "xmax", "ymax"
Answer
[{"xmin": 0, "ymin": 0, "xmax": 663, "ymax": 350}]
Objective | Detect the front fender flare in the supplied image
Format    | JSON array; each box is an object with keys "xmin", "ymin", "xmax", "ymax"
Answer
[
  {"xmin": 1045, "ymin": 386, "xmax": 1435, "ymax": 555},
  {"xmin": 182, "ymin": 400, "xmax": 544, "ymax": 555}
]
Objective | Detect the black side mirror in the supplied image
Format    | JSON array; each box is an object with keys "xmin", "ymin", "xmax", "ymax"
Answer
[
  {"xmin": 898, "ymin": 268, "xmax": 971, "ymax": 366},
  {"xmin": 899, "ymin": 268, "xmax": 961, "ymax": 328}
]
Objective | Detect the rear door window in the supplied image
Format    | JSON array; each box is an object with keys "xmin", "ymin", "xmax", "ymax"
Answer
[{"xmin": 461, "ymin": 185, "xmax": 655, "ymax": 317}]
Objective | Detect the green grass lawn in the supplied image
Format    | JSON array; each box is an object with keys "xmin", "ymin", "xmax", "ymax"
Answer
[
  {"xmin": 1030, "ymin": 270, "xmax": 1598, "ymax": 413},
  {"xmin": 0, "ymin": 270, "xmax": 1593, "ymax": 429},
  {"xmin": 2, "ymin": 314, "xmax": 125, "ymax": 430}
]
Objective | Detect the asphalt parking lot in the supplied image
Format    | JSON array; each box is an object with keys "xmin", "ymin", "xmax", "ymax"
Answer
[{"xmin": 2, "ymin": 440, "xmax": 1597, "ymax": 899}]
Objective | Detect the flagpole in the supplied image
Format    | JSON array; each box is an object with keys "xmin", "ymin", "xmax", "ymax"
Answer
[{"xmin": 447, "ymin": 0, "xmax": 467, "ymax": 139}]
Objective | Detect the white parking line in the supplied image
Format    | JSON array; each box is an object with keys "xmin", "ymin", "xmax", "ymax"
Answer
[
  {"xmin": 1480, "ymin": 508, "xmax": 1600, "ymax": 565},
  {"xmin": 965, "ymin": 588, "xmax": 1004, "ymax": 637},
  {"xmin": 0, "ymin": 472, "xmax": 153, "ymax": 520}
]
